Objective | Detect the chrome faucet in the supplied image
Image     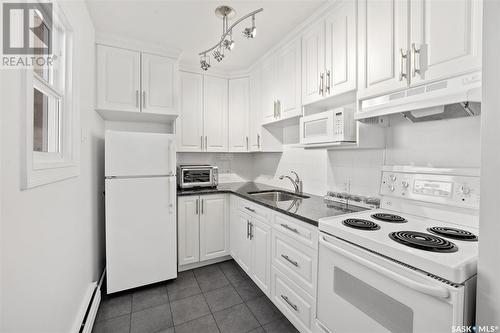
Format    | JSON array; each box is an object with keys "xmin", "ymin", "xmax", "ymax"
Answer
[{"xmin": 279, "ymin": 171, "xmax": 303, "ymax": 194}]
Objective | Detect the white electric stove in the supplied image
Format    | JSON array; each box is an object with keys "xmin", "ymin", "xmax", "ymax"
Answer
[{"xmin": 316, "ymin": 166, "xmax": 480, "ymax": 333}]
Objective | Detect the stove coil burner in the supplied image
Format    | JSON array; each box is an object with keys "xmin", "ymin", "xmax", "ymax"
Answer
[
  {"xmin": 342, "ymin": 218, "xmax": 380, "ymax": 231},
  {"xmin": 427, "ymin": 227, "xmax": 478, "ymax": 242},
  {"xmin": 371, "ymin": 213, "xmax": 407, "ymax": 223},
  {"xmin": 389, "ymin": 231, "xmax": 458, "ymax": 253}
]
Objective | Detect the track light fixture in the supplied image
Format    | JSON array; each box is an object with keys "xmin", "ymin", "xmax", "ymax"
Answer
[{"xmin": 199, "ymin": 6, "xmax": 263, "ymax": 70}]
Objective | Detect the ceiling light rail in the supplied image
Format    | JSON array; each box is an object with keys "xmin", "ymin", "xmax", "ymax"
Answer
[{"xmin": 199, "ymin": 6, "xmax": 263, "ymax": 70}]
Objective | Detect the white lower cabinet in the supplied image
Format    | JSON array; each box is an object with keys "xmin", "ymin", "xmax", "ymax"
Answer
[
  {"xmin": 178, "ymin": 194, "xmax": 229, "ymax": 269},
  {"xmin": 228, "ymin": 197, "xmax": 319, "ymax": 332},
  {"xmin": 230, "ymin": 197, "xmax": 272, "ymax": 296},
  {"xmin": 271, "ymin": 266, "xmax": 316, "ymax": 333}
]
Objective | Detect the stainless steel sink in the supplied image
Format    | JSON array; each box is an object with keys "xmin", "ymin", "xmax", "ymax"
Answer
[{"xmin": 247, "ymin": 190, "xmax": 309, "ymax": 202}]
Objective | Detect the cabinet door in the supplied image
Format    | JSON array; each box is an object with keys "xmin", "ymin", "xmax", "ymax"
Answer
[
  {"xmin": 97, "ymin": 45, "xmax": 140, "ymax": 112},
  {"xmin": 261, "ymin": 58, "xmax": 278, "ymax": 124},
  {"xmin": 325, "ymin": 1, "xmax": 357, "ymax": 96},
  {"xmin": 141, "ymin": 53, "xmax": 176, "ymax": 114},
  {"xmin": 199, "ymin": 194, "xmax": 229, "ymax": 261},
  {"xmin": 248, "ymin": 68, "xmax": 262, "ymax": 151},
  {"xmin": 228, "ymin": 78, "xmax": 250, "ymax": 152},
  {"xmin": 410, "ymin": 0, "xmax": 482, "ymax": 85},
  {"xmin": 231, "ymin": 210, "xmax": 252, "ymax": 274},
  {"xmin": 278, "ymin": 39, "xmax": 302, "ymax": 120},
  {"xmin": 177, "ymin": 196, "xmax": 200, "ymax": 266},
  {"xmin": 177, "ymin": 72, "xmax": 203, "ymax": 152},
  {"xmin": 301, "ymin": 20, "xmax": 325, "ymax": 105},
  {"xmin": 250, "ymin": 217, "xmax": 271, "ymax": 296},
  {"xmin": 358, "ymin": 0, "xmax": 409, "ymax": 98},
  {"xmin": 204, "ymin": 76, "xmax": 229, "ymax": 152}
]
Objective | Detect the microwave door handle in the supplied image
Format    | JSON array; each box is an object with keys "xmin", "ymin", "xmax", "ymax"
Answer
[{"xmin": 319, "ymin": 236, "xmax": 450, "ymax": 299}]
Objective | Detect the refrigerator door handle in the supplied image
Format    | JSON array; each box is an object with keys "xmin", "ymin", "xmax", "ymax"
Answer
[{"xmin": 167, "ymin": 139, "xmax": 174, "ymax": 175}]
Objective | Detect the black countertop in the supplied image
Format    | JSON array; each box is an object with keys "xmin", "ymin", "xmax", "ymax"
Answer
[{"xmin": 177, "ymin": 182, "xmax": 367, "ymax": 227}]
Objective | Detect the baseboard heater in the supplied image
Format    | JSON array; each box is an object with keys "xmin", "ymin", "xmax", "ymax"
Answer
[{"xmin": 78, "ymin": 269, "xmax": 105, "ymax": 333}]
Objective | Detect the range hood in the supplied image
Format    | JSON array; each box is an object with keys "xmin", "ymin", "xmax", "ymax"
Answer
[{"xmin": 356, "ymin": 72, "xmax": 482, "ymax": 122}]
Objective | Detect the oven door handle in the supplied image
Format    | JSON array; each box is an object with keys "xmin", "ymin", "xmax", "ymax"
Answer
[{"xmin": 320, "ymin": 236, "xmax": 450, "ymax": 299}]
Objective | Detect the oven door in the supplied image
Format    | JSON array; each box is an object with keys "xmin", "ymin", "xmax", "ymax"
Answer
[
  {"xmin": 181, "ymin": 168, "xmax": 213, "ymax": 188},
  {"xmin": 317, "ymin": 233, "xmax": 465, "ymax": 333}
]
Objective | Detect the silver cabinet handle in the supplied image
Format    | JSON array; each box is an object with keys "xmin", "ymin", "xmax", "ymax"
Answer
[
  {"xmin": 249, "ymin": 222, "xmax": 254, "ymax": 240},
  {"xmin": 319, "ymin": 72, "xmax": 325, "ymax": 96},
  {"xmin": 281, "ymin": 254, "xmax": 299, "ymax": 267},
  {"xmin": 280, "ymin": 223, "xmax": 298, "ymax": 234},
  {"xmin": 205, "ymin": 136, "xmax": 208, "ymax": 150},
  {"xmin": 195, "ymin": 199, "xmax": 199, "ymax": 215},
  {"xmin": 246, "ymin": 136, "xmax": 249, "ymax": 151},
  {"xmin": 135, "ymin": 90, "xmax": 139, "ymax": 108},
  {"xmin": 247, "ymin": 220, "xmax": 251, "ymax": 239},
  {"xmin": 276, "ymin": 100, "xmax": 281, "ymax": 118},
  {"xmin": 245, "ymin": 207, "xmax": 255, "ymax": 213},
  {"xmin": 399, "ymin": 48, "xmax": 408, "ymax": 82},
  {"xmin": 273, "ymin": 100, "xmax": 277, "ymax": 118},
  {"xmin": 201, "ymin": 199, "xmax": 204, "ymax": 214},
  {"xmin": 142, "ymin": 91, "xmax": 146, "ymax": 108},
  {"xmin": 257, "ymin": 134, "xmax": 260, "ymax": 149},
  {"xmin": 411, "ymin": 43, "xmax": 421, "ymax": 77},
  {"xmin": 200, "ymin": 136, "xmax": 203, "ymax": 150},
  {"xmin": 281, "ymin": 295, "xmax": 298, "ymax": 311},
  {"xmin": 325, "ymin": 70, "xmax": 331, "ymax": 94}
]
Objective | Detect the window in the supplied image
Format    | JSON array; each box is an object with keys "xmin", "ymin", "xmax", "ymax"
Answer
[{"xmin": 23, "ymin": 2, "xmax": 78, "ymax": 189}]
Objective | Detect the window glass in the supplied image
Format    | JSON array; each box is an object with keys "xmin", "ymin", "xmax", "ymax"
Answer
[{"xmin": 33, "ymin": 87, "xmax": 61, "ymax": 153}]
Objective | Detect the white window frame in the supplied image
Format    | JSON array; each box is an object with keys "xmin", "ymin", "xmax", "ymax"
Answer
[{"xmin": 22, "ymin": 1, "xmax": 79, "ymax": 189}]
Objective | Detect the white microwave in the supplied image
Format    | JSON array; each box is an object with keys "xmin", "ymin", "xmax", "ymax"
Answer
[{"xmin": 299, "ymin": 108, "xmax": 356, "ymax": 145}]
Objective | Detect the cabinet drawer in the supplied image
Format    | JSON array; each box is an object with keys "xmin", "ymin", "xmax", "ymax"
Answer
[
  {"xmin": 271, "ymin": 266, "xmax": 315, "ymax": 333},
  {"xmin": 274, "ymin": 213, "xmax": 318, "ymax": 249},
  {"xmin": 272, "ymin": 229, "xmax": 317, "ymax": 296},
  {"xmin": 239, "ymin": 198, "xmax": 270, "ymax": 222}
]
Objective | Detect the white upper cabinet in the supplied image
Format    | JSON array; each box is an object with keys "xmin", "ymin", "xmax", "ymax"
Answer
[
  {"xmin": 302, "ymin": 2, "xmax": 357, "ymax": 105},
  {"xmin": 358, "ymin": 0, "xmax": 482, "ymax": 99},
  {"xmin": 204, "ymin": 76, "xmax": 229, "ymax": 152},
  {"xmin": 141, "ymin": 53, "xmax": 176, "ymax": 114},
  {"xmin": 96, "ymin": 44, "xmax": 178, "ymax": 116},
  {"xmin": 409, "ymin": 0, "xmax": 482, "ymax": 85},
  {"xmin": 228, "ymin": 78, "xmax": 250, "ymax": 152},
  {"xmin": 248, "ymin": 68, "xmax": 262, "ymax": 151},
  {"xmin": 277, "ymin": 39, "xmax": 302, "ymax": 120},
  {"xmin": 357, "ymin": 0, "xmax": 409, "ymax": 98},
  {"xmin": 97, "ymin": 45, "xmax": 141, "ymax": 112},
  {"xmin": 261, "ymin": 57, "xmax": 279, "ymax": 124},
  {"xmin": 325, "ymin": 1, "xmax": 357, "ymax": 96},
  {"xmin": 302, "ymin": 21, "xmax": 325, "ymax": 105},
  {"xmin": 177, "ymin": 72, "xmax": 203, "ymax": 152}
]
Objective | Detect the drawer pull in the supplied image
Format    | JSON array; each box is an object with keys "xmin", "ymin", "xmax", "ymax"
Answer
[
  {"xmin": 281, "ymin": 295, "xmax": 298, "ymax": 311},
  {"xmin": 281, "ymin": 254, "xmax": 299, "ymax": 267},
  {"xmin": 245, "ymin": 207, "xmax": 256, "ymax": 213},
  {"xmin": 280, "ymin": 223, "xmax": 299, "ymax": 234}
]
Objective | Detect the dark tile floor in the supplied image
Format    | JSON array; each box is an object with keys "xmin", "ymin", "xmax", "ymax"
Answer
[{"xmin": 92, "ymin": 260, "xmax": 299, "ymax": 333}]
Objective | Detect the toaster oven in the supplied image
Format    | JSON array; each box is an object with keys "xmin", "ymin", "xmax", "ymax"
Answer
[{"xmin": 177, "ymin": 165, "xmax": 218, "ymax": 189}]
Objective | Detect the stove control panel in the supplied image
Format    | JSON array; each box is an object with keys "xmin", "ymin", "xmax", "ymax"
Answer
[{"xmin": 380, "ymin": 171, "xmax": 480, "ymax": 209}]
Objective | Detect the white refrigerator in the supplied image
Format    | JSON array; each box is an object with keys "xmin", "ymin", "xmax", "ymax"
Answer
[{"xmin": 105, "ymin": 130, "xmax": 177, "ymax": 293}]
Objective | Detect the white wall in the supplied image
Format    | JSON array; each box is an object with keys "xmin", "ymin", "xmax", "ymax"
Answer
[
  {"xmin": 0, "ymin": 2, "xmax": 105, "ymax": 332},
  {"xmin": 252, "ymin": 115, "xmax": 481, "ymax": 197},
  {"xmin": 476, "ymin": 0, "xmax": 500, "ymax": 325}
]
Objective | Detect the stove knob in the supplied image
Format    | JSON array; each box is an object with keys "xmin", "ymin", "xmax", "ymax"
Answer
[
  {"xmin": 387, "ymin": 184, "xmax": 395, "ymax": 192},
  {"xmin": 402, "ymin": 181, "xmax": 409, "ymax": 189},
  {"xmin": 389, "ymin": 174, "xmax": 397, "ymax": 182}
]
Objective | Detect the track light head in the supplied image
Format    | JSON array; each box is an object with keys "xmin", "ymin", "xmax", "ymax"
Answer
[{"xmin": 200, "ymin": 55, "xmax": 211, "ymax": 70}]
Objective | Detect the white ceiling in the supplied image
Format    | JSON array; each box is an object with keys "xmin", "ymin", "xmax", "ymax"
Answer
[{"xmin": 86, "ymin": 0, "xmax": 327, "ymax": 72}]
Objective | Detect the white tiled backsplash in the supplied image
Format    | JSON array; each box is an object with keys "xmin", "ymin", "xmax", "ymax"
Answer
[{"xmin": 178, "ymin": 115, "xmax": 481, "ymax": 197}]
